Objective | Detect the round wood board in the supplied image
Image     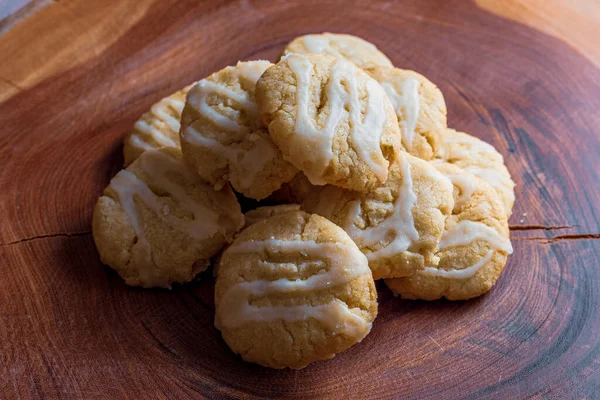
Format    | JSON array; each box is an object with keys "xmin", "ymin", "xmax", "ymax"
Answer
[{"xmin": 1, "ymin": 0, "xmax": 599, "ymax": 398}]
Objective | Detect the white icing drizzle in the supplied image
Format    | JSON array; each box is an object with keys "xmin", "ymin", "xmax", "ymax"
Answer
[
  {"xmin": 353, "ymin": 80, "xmax": 388, "ymax": 181},
  {"xmin": 445, "ymin": 173, "xmax": 476, "ymax": 209},
  {"xmin": 128, "ymin": 134, "xmax": 154, "ymax": 151},
  {"xmin": 303, "ymin": 35, "xmax": 334, "ymax": 55},
  {"xmin": 185, "ymin": 61, "xmax": 270, "ymax": 134},
  {"xmin": 441, "ymin": 133, "xmax": 502, "ymax": 165},
  {"xmin": 464, "ymin": 165, "xmax": 515, "ymax": 206},
  {"xmin": 189, "ymin": 80, "xmax": 255, "ymax": 133},
  {"xmin": 110, "ymin": 150, "xmax": 224, "ymax": 287},
  {"xmin": 443, "ymin": 133, "xmax": 497, "ymax": 156},
  {"xmin": 184, "ymin": 126, "xmax": 239, "ymax": 159},
  {"xmin": 287, "ymin": 54, "xmax": 338, "ymax": 184},
  {"xmin": 300, "ymin": 34, "xmax": 390, "ymax": 67},
  {"xmin": 381, "ymin": 77, "xmax": 420, "ymax": 151},
  {"xmin": 129, "ymin": 95, "xmax": 185, "ymax": 151},
  {"xmin": 150, "ymin": 100, "xmax": 181, "ymax": 133},
  {"xmin": 217, "ymin": 239, "xmax": 371, "ymax": 338},
  {"xmin": 133, "ymin": 120, "xmax": 178, "ymax": 148},
  {"xmin": 218, "ymin": 297, "xmax": 369, "ymax": 339},
  {"xmin": 440, "ymin": 220, "xmax": 513, "ymax": 254},
  {"xmin": 286, "ymin": 53, "xmax": 388, "ymax": 184},
  {"xmin": 465, "ymin": 166, "xmax": 512, "ymax": 187},
  {"xmin": 422, "ymin": 250, "xmax": 494, "ymax": 279},
  {"xmin": 342, "ymin": 154, "xmax": 419, "ymax": 260},
  {"xmin": 236, "ymin": 60, "xmax": 271, "ymax": 84},
  {"xmin": 279, "ymin": 52, "xmax": 293, "ymax": 62},
  {"xmin": 164, "ymin": 97, "xmax": 185, "ymax": 110},
  {"xmin": 420, "ymin": 220, "xmax": 512, "ymax": 280}
]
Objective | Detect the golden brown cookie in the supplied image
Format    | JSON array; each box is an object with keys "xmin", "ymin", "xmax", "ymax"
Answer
[
  {"xmin": 215, "ymin": 211, "xmax": 377, "ymax": 369},
  {"xmin": 365, "ymin": 67, "xmax": 447, "ymax": 160},
  {"xmin": 180, "ymin": 61, "xmax": 297, "ymax": 200},
  {"xmin": 93, "ymin": 148, "xmax": 244, "ymax": 288},
  {"xmin": 385, "ymin": 163, "xmax": 513, "ymax": 300},
  {"xmin": 256, "ymin": 53, "xmax": 401, "ymax": 192},
  {"xmin": 283, "ymin": 32, "xmax": 393, "ymax": 69},
  {"xmin": 437, "ymin": 129, "xmax": 515, "ymax": 216},
  {"xmin": 303, "ymin": 152, "xmax": 454, "ymax": 280}
]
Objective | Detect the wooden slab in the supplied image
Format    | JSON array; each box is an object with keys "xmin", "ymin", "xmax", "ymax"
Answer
[{"xmin": 1, "ymin": 0, "xmax": 599, "ymax": 398}]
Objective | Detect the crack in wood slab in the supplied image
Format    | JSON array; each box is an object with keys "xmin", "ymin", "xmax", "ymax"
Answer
[
  {"xmin": 0, "ymin": 231, "xmax": 92, "ymax": 246},
  {"xmin": 509, "ymin": 225, "xmax": 573, "ymax": 231},
  {"xmin": 545, "ymin": 234, "xmax": 600, "ymax": 243},
  {"xmin": 512, "ymin": 234, "xmax": 600, "ymax": 244}
]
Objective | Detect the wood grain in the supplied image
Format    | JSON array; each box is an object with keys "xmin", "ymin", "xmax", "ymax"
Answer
[
  {"xmin": 0, "ymin": 0, "xmax": 152, "ymax": 102},
  {"xmin": 476, "ymin": 0, "xmax": 600, "ymax": 68},
  {"xmin": 1, "ymin": 0, "xmax": 600, "ymax": 398}
]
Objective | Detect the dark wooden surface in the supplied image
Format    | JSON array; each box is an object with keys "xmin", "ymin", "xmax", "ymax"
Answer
[{"xmin": 1, "ymin": 0, "xmax": 599, "ymax": 398}]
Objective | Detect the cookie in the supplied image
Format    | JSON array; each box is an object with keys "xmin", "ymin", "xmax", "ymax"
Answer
[
  {"xmin": 303, "ymin": 152, "xmax": 454, "ymax": 280},
  {"xmin": 385, "ymin": 163, "xmax": 513, "ymax": 300},
  {"xmin": 243, "ymin": 204, "xmax": 300, "ymax": 228},
  {"xmin": 180, "ymin": 61, "xmax": 298, "ymax": 200},
  {"xmin": 123, "ymin": 85, "xmax": 191, "ymax": 166},
  {"xmin": 267, "ymin": 172, "xmax": 314, "ymax": 204},
  {"xmin": 92, "ymin": 148, "xmax": 244, "ymax": 288},
  {"xmin": 283, "ymin": 33, "xmax": 393, "ymax": 69},
  {"xmin": 365, "ymin": 67, "xmax": 447, "ymax": 160},
  {"xmin": 215, "ymin": 211, "xmax": 377, "ymax": 369},
  {"xmin": 437, "ymin": 129, "xmax": 515, "ymax": 215},
  {"xmin": 256, "ymin": 53, "xmax": 401, "ymax": 192}
]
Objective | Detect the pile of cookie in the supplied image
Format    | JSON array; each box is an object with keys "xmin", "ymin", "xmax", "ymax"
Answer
[{"xmin": 93, "ymin": 33, "xmax": 515, "ymax": 369}]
